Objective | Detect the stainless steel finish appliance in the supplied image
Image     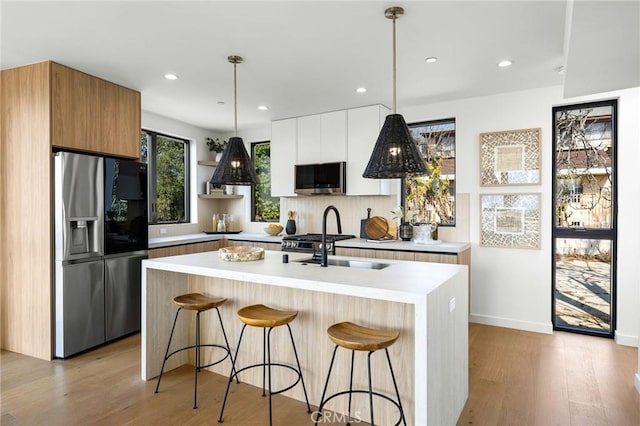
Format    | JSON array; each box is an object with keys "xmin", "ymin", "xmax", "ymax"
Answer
[
  {"xmin": 54, "ymin": 152, "xmax": 105, "ymax": 358},
  {"xmin": 54, "ymin": 152, "xmax": 148, "ymax": 358},
  {"xmin": 294, "ymin": 162, "xmax": 346, "ymax": 195},
  {"xmin": 281, "ymin": 234, "xmax": 354, "ymax": 255}
]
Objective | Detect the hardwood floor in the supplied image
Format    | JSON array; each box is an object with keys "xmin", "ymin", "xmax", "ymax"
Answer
[{"xmin": 1, "ymin": 324, "xmax": 638, "ymax": 425}]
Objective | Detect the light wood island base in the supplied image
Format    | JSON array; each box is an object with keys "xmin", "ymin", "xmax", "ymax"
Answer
[{"xmin": 142, "ymin": 250, "xmax": 468, "ymax": 425}]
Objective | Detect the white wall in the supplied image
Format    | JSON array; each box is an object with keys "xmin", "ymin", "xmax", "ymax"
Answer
[{"xmin": 402, "ymin": 85, "xmax": 640, "ymax": 345}]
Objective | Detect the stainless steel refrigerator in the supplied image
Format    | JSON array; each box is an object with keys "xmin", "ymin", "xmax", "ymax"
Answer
[{"xmin": 54, "ymin": 152, "xmax": 148, "ymax": 358}]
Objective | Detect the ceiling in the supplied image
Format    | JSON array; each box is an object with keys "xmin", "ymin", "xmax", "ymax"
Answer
[{"xmin": 2, "ymin": 1, "xmax": 638, "ymax": 133}]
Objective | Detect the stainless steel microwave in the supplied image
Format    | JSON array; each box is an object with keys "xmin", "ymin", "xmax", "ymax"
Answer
[{"xmin": 294, "ymin": 162, "xmax": 346, "ymax": 195}]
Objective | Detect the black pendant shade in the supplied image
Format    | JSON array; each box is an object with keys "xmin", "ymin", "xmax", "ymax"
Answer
[
  {"xmin": 363, "ymin": 114, "xmax": 428, "ymax": 178},
  {"xmin": 209, "ymin": 136, "xmax": 257, "ymax": 185}
]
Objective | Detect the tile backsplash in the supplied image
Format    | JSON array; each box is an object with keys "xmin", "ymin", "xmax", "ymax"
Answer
[{"xmin": 280, "ymin": 195, "xmax": 398, "ymax": 236}]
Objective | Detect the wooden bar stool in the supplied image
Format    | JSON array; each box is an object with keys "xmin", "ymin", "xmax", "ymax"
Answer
[
  {"xmin": 314, "ymin": 322, "xmax": 406, "ymax": 426},
  {"xmin": 154, "ymin": 293, "xmax": 236, "ymax": 409},
  {"xmin": 218, "ymin": 304, "xmax": 311, "ymax": 425}
]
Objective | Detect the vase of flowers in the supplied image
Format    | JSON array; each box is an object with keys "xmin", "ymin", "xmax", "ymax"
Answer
[
  {"xmin": 206, "ymin": 137, "xmax": 226, "ymax": 161},
  {"xmin": 391, "ymin": 206, "xmax": 417, "ymax": 241}
]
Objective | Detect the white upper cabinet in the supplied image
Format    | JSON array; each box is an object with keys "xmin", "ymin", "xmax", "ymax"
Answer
[
  {"xmin": 270, "ymin": 104, "xmax": 395, "ymax": 197},
  {"xmin": 346, "ymin": 105, "xmax": 397, "ymax": 196},
  {"xmin": 271, "ymin": 118, "xmax": 297, "ymax": 197},
  {"xmin": 296, "ymin": 115, "xmax": 321, "ymax": 164},
  {"xmin": 320, "ymin": 110, "xmax": 347, "ymax": 163},
  {"xmin": 296, "ymin": 111, "xmax": 347, "ymax": 164}
]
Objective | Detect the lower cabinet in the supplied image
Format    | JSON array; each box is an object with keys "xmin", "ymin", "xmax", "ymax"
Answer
[
  {"xmin": 336, "ymin": 247, "xmax": 469, "ymax": 266},
  {"xmin": 148, "ymin": 241, "xmax": 221, "ymax": 258},
  {"xmin": 148, "ymin": 240, "xmax": 282, "ymax": 259}
]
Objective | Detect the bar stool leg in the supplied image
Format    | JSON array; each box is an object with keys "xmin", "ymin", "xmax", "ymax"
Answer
[
  {"xmin": 218, "ymin": 324, "xmax": 247, "ymax": 423},
  {"xmin": 314, "ymin": 345, "xmax": 339, "ymax": 424},
  {"xmin": 385, "ymin": 348, "xmax": 407, "ymax": 425},
  {"xmin": 262, "ymin": 328, "xmax": 267, "ymax": 397},
  {"xmin": 193, "ymin": 311, "xmax": 201, "ymax": 409},
  {"xmin": 347, "ymin": 350, "xmax": 355, "ymax": 426},
  {"xmin": 155, "ymin": 307, "xmax": 182, "ymax": 394},
  {"xmin": 215, "ymin": 307, "xmax": 239, "ymax": 384},
  {"xmin": 367, "ymin": 351, "xmax": 375, "ymax": 426},
  {"xmin": 267, "ymin": 327, "xmax": 274, "ymax": 426},
  {"xmin": 286, "ymin": 324, "xmax": 311, "ymax": 413}
]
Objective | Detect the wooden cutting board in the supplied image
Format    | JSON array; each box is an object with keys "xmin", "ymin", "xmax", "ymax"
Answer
[{"xmin": 365, "ymin": 216, "xmax": 392, "ymax": 240}]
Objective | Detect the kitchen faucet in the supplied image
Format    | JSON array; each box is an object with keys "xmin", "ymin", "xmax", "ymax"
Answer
[{"xmin": 321, "ymin": 205, "xmax": 342, "ymax": 267}]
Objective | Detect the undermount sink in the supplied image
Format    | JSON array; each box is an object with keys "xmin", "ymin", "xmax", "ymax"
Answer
[{"xmin": 295, "ymin": 257, "xmax": 390, "ymax": 270}]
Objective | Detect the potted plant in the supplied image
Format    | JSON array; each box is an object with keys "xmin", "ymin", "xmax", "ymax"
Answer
[
  {"xmin": 391, "ymin": 206, "xmax": 417, "ymax": 241},
  {"xmin": 206, "ymin": 137, "xmax": 226, "ymax": 161}
]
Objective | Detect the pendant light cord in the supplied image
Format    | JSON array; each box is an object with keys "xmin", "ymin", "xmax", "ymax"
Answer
[
  {"xmin": 392, "ymin": 12, "xmax": 397, "ymax": 114},
  {"xmin": 233, "ymin": 61, "xmax": 238, "ymax": 137}
]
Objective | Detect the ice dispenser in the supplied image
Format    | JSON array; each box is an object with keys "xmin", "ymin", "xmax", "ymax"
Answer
[{"xmin": 68, "ymin": 217, "xmax": 100, "ymax": 256}]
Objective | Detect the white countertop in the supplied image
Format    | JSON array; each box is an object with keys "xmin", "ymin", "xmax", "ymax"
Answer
[
  {"xmin": 149, "ymin": 232, "xmax": 470, "ymax": 254},
  {"xmin": 143, "ymin": 250, "xmax": 467, "ymax": 304}
]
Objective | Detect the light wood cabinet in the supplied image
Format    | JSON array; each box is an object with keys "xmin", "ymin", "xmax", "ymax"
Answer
[
  {"xmin": 271, "ymin": 118, "xmax": 297, "ymax": 196},
  {"xmin": 148, "ymin": 241, "xmax": 220, "ymax": 258},
  {"xmin": 0, "ymin": 61, "xmax": 141, "ymax": 360},
  {"xmin": 51, "ymin": 62, "xmax": 141, "ymax": 158}
]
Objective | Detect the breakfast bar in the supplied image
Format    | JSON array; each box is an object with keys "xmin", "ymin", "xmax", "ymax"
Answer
[{"xmin": 142, "ymin": 250, "xmax": 469, "ymax": 425}]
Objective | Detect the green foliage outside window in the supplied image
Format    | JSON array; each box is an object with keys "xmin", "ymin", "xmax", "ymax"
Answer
[
  {"xmin": 252, "ymin": 142, "xmax": 280, "ymax": 221},
  {"xmin": 141, "ymin": 130, "xmax": 189, "ymax": 224},
  {"xmin": 155, "ymin": 136, "xmax": 186, "ymax": 222}
]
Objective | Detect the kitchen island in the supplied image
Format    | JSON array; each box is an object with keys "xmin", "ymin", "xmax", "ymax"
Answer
[{"xmin": 142, "ymin": 250, "xmax": 468, "ymax": 425}]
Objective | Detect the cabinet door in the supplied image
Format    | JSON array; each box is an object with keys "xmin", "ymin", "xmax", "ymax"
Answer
[
  {"xmin": 51, "ymin": 63, "xmax": 101, "ymax": 153},
  {"xmin": 100, "ymin": 79, "xmax": 141, "ymax": 159},
  {"xmin": 375, "ymin": 250, "xmax": 415, "ymax": 261},
  {"xmin": 51, "ymin": 63, "xmax": 140, "ymax": 158},
  {"xmin": 414, "ymin": 252, "xmax": 458, "ymax": 264},
  {"xmin": 346, "ymin": 105, "xmax": 396, "ymax": 195},
  {"xmin": 296, "ymin": 115, "xmax": 321, "ymax": 164},
  {"xmin": 253, "ymin": 242, "xmax": 281, "ymax": 251},
  {"xmin": 320, "ymin": 110, "xmax": 347, "ymax": 162},
  {"xmin": 335, "ymin": 247, "xmax": 377, "ymax": 258},
  {"xmin": 271, "ymin": 118, "xmax": 297, "ymax": 196}
]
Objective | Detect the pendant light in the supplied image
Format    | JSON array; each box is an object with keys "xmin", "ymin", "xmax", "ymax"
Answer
[
  {"xmin": 210, "ymin": 55, "xmax": 258, "ymax": 186},
  {"xmin": 363, "ymin": 7, "xmax": 428, "ymax": 179}
]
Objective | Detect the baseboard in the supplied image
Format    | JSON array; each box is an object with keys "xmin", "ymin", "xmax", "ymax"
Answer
[
  {"xmin": 614, "ymin": 331, "xmax": 639, "ymax": 347},
  {"xmin": 470, "ymin": 314, "xmax": 553, "ymax": 334},
  {"xmin": 635, "ymin": 373, "xmax": 640, "ymax": 394}
]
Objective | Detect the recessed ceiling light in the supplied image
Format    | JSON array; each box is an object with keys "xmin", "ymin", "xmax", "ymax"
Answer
[
  {"xmin": 556, "ymin": 66, "xmax": 565, "ymax": 75},
  {"xmin": 164, "ymin": 73, "xmax": 178, "ymax": 80},
  {"xmin": 425, "ymin": 57, "xmax": 438, "ymax": 63},
  {"xmin": 497, "ymin": 60, "xmax": 513, "ymax": 68},
  {"xmin": 257, "ymin": 105, "xmax": 268, "ymax": 111},
  {"xmin": 356, "ymin": 87, "xmax": 367, "ymax": 93}
]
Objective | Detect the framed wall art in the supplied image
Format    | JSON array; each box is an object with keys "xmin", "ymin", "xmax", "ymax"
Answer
[
  {"xmin": 480, "ymin": 128, "xmax": 541, "ymax": 186},
  {"xmin": 480, "ymin": 193, "xmax": 541, "ymax": 249}
]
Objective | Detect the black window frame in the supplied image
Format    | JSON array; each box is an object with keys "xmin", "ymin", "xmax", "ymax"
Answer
[
  {"xmin": 251, "ymin": 140, "xmax": 280, "ymax": 222},
  {"xmin": 402, "ymin": 118, "xmax": 457, "ymax": 226},
  {"xmin": 141, "ymin": 129, "xmax": 191, "ymax": 225}
]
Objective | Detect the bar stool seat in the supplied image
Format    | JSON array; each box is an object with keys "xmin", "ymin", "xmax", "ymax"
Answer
[
  {"xmin": 327, "ymin": 322, "xmax": 399, "ymax": 351},
  {"xmin": 174, "ymin": 293, "xmax": 226, "ymax": 311},
  {"xmin": 237, "ymin": 304, "xmax": 298, "ymax": 327},
  {"xmin": 155, "ymin": 293, "xmax": 236, "ymax": 409},
  {"xmin": 218, "ymin": 304, "xmax": 311, "ymax": 425},
  {"xmin": 315, "ymin": 322, "xmax": 406, "ymax": 426}
]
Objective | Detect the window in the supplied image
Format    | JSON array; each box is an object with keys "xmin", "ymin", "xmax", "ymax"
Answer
[
  {"xmin": 141, "ymin": 130, "xmax": 190, "ymax": 224},
  {"xmin": 251, "ymin": 141, "xmax": 280, "ymax": 222},
  {"xmin": 403, "ymin": 119, "xmax": 456, "ymax": 225}
]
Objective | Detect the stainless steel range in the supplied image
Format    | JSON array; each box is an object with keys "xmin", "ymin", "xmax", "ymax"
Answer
[{"xmin": 281, "ymin": 233, "xmax": 355, "ymax": 255}]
